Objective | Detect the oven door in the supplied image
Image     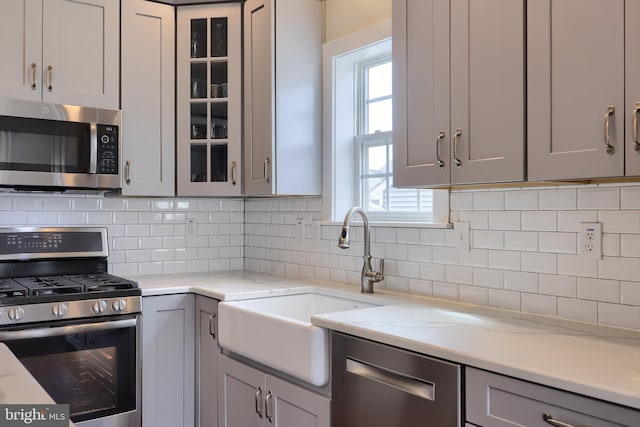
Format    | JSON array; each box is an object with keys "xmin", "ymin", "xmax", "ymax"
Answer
[{"xmin": 0, "ymin": 315, "xmax": 140, "ymax": 427}]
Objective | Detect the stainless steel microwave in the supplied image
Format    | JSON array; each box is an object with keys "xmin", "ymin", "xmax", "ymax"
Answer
[{"xmin": 0, "ymin": 99, "xmax": 122, "ymax": 191}]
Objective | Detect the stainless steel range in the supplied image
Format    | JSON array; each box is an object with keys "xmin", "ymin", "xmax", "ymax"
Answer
[{"xmin": 0, "ymin": 227, "xmax": 141, "ymax": 427}]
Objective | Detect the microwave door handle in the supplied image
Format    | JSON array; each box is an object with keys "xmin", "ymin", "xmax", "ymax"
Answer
[
  {"xmin": 0, "ymin": 318, "xmax": 136, "ymax": 341},
  {"xmin": 89, "ymin": 123, "xmax": 98, "ymax": 174}
]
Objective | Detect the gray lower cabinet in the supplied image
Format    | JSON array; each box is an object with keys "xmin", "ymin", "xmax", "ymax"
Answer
[
  {"xmin": 466, "ymin": 367, "xmax": 640, "ymax": 427},
  {"xmin": 142, "ymin": 294, "xmax": 196, "ymax": 427},
  {"xmin": 218, "ymin": 354, "xmax": 330, "ymax": 427},
  {"xmin": 196, "ymin": 296, "xmax": 219, "ymax": 427}
]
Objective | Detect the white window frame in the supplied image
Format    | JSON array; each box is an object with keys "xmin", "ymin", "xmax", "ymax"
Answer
[{"xmin": 322, "ymin": 19, "xmax": 449, "ymax": 225}]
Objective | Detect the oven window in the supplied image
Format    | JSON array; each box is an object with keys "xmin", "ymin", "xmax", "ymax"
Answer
[
  {"xmin": 5, "ymin": 321, "xmax": 137, "ymax": 423},
  {"xmin": 0, "ymin": 116, "xmax": 91, "ymax": 173}
]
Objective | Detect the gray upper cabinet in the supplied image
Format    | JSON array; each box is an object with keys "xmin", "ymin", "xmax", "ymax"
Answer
[
  {"xmin": 528, "ymin": 0, "xmax": 625, "ymax": 180},
  {"xmin": 177, "ymin": 3, "xmax": 242, "ymax": 196},
  {"xmin": 121, "ymin": 0, "xmax": 175, "ymax": 196},
  {"xmin": 626, "ymin": 1, "xmax": 640, "ymax": 176},
  {"xmin": 243, "ymin": 0, "xmax": 322, "ymax": 196},
  {"xmin": 393, "ymin": 0, "xmax": 525, "ymax": 188},
  {"xmin": 0, "ymin": 0, "xmax": 119, "ymax": 109}
]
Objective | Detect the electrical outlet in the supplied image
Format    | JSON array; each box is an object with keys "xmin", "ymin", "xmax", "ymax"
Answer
[
  {"xmin": 580, "ymin": 222, "xmax": 602, "ymax": 260},
  {"xmin": 453, "ymin": 222, "xmax": 470, "ymax": 252}
]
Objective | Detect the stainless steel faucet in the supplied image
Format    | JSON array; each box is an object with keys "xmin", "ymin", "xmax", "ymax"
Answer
[{"xmin": 337, "ymin": 207, "xmax": 384, "ymax": 293}]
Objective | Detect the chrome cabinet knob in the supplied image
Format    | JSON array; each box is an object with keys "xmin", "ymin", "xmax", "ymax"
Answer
[
  {"xmin": 51, "ymin": 303, "xmax": 68, "ymax": 318},
  {"xmin": 8, "ymin": 307, "xmax": 24, "ymax": 321},
  {"xmin": 111, "ymin": 298, "xmax": 127, "ymax": 313},
  {"xmin": 91, "ymin": 300, "xmax": 107, "ymax": 314}
]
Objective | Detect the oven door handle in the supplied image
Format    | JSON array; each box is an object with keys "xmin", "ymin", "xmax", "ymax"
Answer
[{"xmin": 0, "ymin": 318, "xmax": 137, "ymax": 341}]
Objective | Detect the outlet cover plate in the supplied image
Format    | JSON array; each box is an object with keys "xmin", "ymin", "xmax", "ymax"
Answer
[
  {"xmin": 453, "ymin": 222, "xmax": 470, "ymax": 252},
  {"xmin": 580, "ymin": 222, "xmax": 602, "ymax": 260}
]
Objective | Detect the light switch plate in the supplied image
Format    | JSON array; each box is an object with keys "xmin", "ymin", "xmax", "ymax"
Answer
[{"xmin": 453, "ymin": 222, "xmax": 470, "ymax": 252}]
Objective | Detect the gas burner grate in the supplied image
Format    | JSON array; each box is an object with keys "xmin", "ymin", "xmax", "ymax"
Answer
[
  {"xmin": 14, "ymin": 276, "xmax": 84, "ymax": 296},
  {"xmin": 64, "ymin": 273, "xmax": 138, "ymax": 293},
  {"xmin": 0, "ymin": 279, "xmax": 27, "ymax": 299}
]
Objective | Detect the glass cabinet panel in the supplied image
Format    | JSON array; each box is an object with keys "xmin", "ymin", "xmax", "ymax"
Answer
[
  {"xmin": 188, "ymin": 17, "xmax": 229, "ymax": 183},
  {"xmin": 178, "ymin": 5, "xmax": 240, "ymax": 196}
]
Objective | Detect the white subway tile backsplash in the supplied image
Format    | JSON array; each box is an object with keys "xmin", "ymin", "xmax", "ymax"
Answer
[
  {"xmin": 539, "ymin": 189, "xmax": 577, "ymax": 211},
  {"xmin": 557, "ymin": 297, "xmax": 598, "ymax": 323},
  {"xmin": 577, "ymin": 187, "xmax": 620, "ymax": 210},
  {"xmin": 602, "ymin": 233, "xmax": 621, "ymax": 257},
  {"xmin": 539, "ymin": 274, "xmax": 576, "ymax": 297},
  {"xmin": 450, "ymin": 192, "xmax": 474, "ymax": 211},
  {"xmin": 489, "ymin": 211, "xmax": 521, "ymax": 231},
  {"xmin": 473, "ymin": 191, "xmax": 504, "ymax": 210},
  {"xmin": 504, "ymin": 271, "xmax": 538, "ymax": 292},
  {"xmin": 598, "ymin": 303, "xmax": 640, "ymax": 329},
  {"xmin": 473, "ymin": 268, "xmax": 503, "ymax": 288},
  {"xmin": 458, "ymin": 211, "xmax": 489, "ymax": 230},
  {"xmin": 521, "ymin": 211, "xmax": 557, "ymax": 231},
  {"xmin": 397, "ymin": 228, "xmax": 420, "ymax": 244},
  {"xmin": 621, "ymin": 186, "xmax": 640, "ymax": 210},
  {"xmin": 521, "ymin": 252, "xmax": 557, "ymax": 274},
  {"xmin": 504, "ymin": 231, "xmax": 538, "ymax": 252},
  {"xmin": 577, "ymin": 277, "xmax": 619, "ymax": 303},
  {"xmin": 432, "ymin": 282, "xmax": 459, "ymax": 300},
  {"xmin": 620, "ymin": 281, "xmax": 640, "ymax": 306},
  {"xmin": 620, "ymin": 234, "xmax": 640, "ymax": 257},
  {"xmin": 557, "ymin": 211, "xmax": 598, "ymax": 232},
  {"xmin": 521, "ymin": 293, "xmax": 557, "ymax": 316},
  {"xmin": 473, "ymin": 230, "xmax": 504, "ymax": 249},
  {"xmin": 557, "ymin": 254, "xmax": 597, "ymax": 278},
  {"xmin": 599, "ymin": 211, "xmax": 640, "ymax": 233},
  {"xmin": 13, "ymin": 197, "xmax": 43, "ymax": 211},
  {"xmin": 459, "ymin": 285, "xmax": 489, "ymax": 305},
  {"xmin": 598, "ymin": 257, "xmax": 640, "ymax": 281},
  {"xmin": 28, "ymin": 211, "xmax": 58, "ymax": 225},
  {"xmin": 505, "ymin": 190, "xmax": 539, "ymax": 211},
  {"xmin": 489, "ymin": 289, "xmax": 520, "ymax": 310},
  {"xmin": 539, "ymin": 232, "xmax": 576, "ymax": 254},
  {"xmin": 408, "ymin": 278, "xmax": 433, "ymax": 296},
  {"xmin": 459, "ymin": 249, "xmax": 489, "ymax": 268}
]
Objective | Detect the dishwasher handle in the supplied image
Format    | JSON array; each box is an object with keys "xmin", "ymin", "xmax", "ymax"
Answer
[{"xmin": 346, "ymin": 357, "xmax": 435, "ymax": 401}]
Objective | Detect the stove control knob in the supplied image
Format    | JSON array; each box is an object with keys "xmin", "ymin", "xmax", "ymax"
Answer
[
  {"xmin": 51, "ymin": 303, "xmax": 68, "ymax": 318},
  {"xmin": 92, "ymin": 300, "xmax": 107, "ymax": 314},
  {"xmin": 112, "ymin": 298, "xmax": 127, "ymax": 313},
  {"xmin": 8, "ymin": 307, "xmax": 24, "ymax": 322}
]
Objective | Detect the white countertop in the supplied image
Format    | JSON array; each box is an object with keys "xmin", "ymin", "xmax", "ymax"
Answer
[
  {"xmin": 136, "ymin": 271, "xmax": 640, "ymax": 410},
  {"xmin": 2, "ymin": 270, "xmax": 638, "ymax": 416},
  {"xmin": 0, "ymin": 344, "xmax": 76, "ymax": 426}
]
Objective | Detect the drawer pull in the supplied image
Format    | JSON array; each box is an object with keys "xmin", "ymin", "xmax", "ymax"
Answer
[
  {"xmin": 543, "ymin": 413, "xmax": 590, "ymax": 427},
  {"xmin": 346, "ymin": 357, "xmax": 435, "ymax": 401}
]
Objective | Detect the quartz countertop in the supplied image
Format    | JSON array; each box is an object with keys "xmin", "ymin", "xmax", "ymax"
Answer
[
  {"xmin": 136, "ymin": 271, "xmax": 640, "ymax": 410},
  {"xmin": 0, "ymin": 344, "xmax": 76, "ymax": 426},
  {"xmin": 2, "ymin": 270, "xmax": 638, "ymax": 417}
]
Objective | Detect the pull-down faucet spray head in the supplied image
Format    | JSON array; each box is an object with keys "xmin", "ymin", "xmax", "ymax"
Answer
[
  {"xmin": 338, "ymin": 226, "xmax": 350, "ymax": 249},
  {"xmin": 337, "ymin": 207, "xmax": 384, "ymax": 293}
]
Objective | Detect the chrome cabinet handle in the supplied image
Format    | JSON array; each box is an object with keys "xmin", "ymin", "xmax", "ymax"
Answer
[
  {"xmin": 47, "ymin": 65, "xmax": 53, "ymax": 91},
  {"xmin": 30, "ymin": 63, "xmax": 37, "ymax": 90},
  {"xmin": 255, "ymin": 387, "xmax": 263, "ymax": 418},
  {"xmin": 604, "ymin": 105, "xmax": 615, "ymax": 155},
  {"xmin": 125, "ymin": 160, "xmax": 132, "ymax": 185},
  {"xmin": 208, "ymin": 312, "xmax": 216, "ymax": 338},
  {"xmin": 633, "ymin": 102, "xmax": 640, "ymax": 152},
  {"xmin": 543, "ymin": 413, "xmax": 589, "ymax": 427},
  {"xmin": 453, "ymin": 128, "xmax": 462, "ymax": 167},
  {"xmin": 264, "ymin": 157, "xmax": 270, "ymax": 183},
  {"xmin": 265, "ymin": 391, "xmax": 273, "ymax": 423},
  {"xmin": 436, "ymin": 131, "xmax": 446, "ymax": 168},
  {"xmin": 231, "ymin": 161, "xmax": 237, "ymax": 185}
]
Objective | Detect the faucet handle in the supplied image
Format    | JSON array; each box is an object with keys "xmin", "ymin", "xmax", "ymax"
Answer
[{"xmin": 379, "ymin": 258, "xmax": 385, "ymax": 276}]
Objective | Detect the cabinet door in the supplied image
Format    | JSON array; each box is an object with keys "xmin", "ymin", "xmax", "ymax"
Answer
[
  {"xmin": 528, "ymin": 0, "xmax": 625, "ymax": 180},
  {"xmin": 393, "ymin": 0, "xmax": 451, "ymax": 188},
  {"xmin": 196, "ymin": 296, "xmax": 219, "ymax": 427},
  {"xmin": 450, "ymin": 0, "xmax": 525, "ymax": 185},
  {"xmin": 42, "ymin": 0, "xmax": 119, "ymax": 109},
  {"xmin": 218, "ymin": 354, "xmax": 265, "ymax": 427},
  {"xmin": 626, "ymin": 1, "xmax": 640, "ymax": 176},
  {"xmin": 0, "ymin": 0, "xmax": 42, "ymax": 102},
  {"xmin": 267, "ymin": 375, "xmax": 330, "ymax": 427},
  {"xmin": 121, "ymin": 0, "xmax": 175, "ymax": 197},
  {"xmin": 177, "ymin": 4, "xmax": 242, "ymax": 196},
  {"xmin": 244, "ymin": 0, "xmax": 274, "ymax": 195},
  {"xmin": 142, "ymin": 295, "xmax": 196, "ymax": 427}
]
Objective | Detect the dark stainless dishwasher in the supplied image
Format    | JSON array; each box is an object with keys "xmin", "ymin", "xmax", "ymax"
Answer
[{"xmin": 331, "ymin": 332, "xmax": 461, "ymax": 427}]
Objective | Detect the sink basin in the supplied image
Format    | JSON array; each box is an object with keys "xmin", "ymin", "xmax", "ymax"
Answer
[{"xmin": 218, "ymin": 292, "xmax": 381, "ymax": 386}]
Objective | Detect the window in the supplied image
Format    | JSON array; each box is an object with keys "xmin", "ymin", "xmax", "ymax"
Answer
[{"xmin": 323, "ymin": 20, "xmax": 448, "ymax": 224}]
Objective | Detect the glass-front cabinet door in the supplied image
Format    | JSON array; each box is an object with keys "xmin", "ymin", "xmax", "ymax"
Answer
[{"xmin": 177, "ymin": 4, "xmax": 241, "ymax": 196}]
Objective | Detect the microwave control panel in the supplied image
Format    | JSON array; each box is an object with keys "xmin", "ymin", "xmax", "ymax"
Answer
[{"xmin": 97, "ymin": 125, "xmax": 119, "ymax": 174}]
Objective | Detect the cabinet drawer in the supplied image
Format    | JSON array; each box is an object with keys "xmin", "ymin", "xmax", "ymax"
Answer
[{"xmin": 465, "ymin": 367, "xmax": 639, "ymax": 427}]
